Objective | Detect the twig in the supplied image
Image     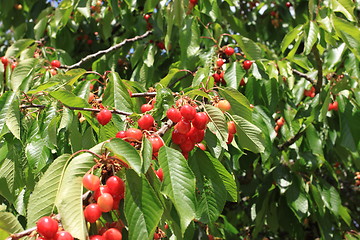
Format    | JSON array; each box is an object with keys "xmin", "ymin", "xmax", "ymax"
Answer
[
  {"xmin": 292, "ymin": 69, "xmax": 316, "ymax": 85},
  {"xmin": 168, "ymin": 70, "xmax": 195, "ymax": 88},
  {"xmin": 312, "ymin": 46, "xmax": 323, "ymax": 93},
  {"xmin": 20, "ymin": 104, "xmax": 46, "ymax": 109},
  {"xmin": 131, "ymin": 92, "xmax": 157, "ymax": 97},
  {"xmin": 277, "ymin": 129, "xmax": 306, "ymax": 151},
  {"xmin": 156, "ymin": 119, "xmax": 173, "ymax": 136},
  {"xmin": 63, "ymin": 30, "xmax": 153, "ymax": 69}
]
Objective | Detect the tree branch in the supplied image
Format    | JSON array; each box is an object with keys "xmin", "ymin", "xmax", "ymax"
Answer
[
  {"xmin": 156, "ymin": 119, "xmax": 173, "ymax": 136},
  {"xmin": 312, "ymin": 46, "xmax": 323, "ymax": 93},
  {"xmin": 63, "ymin": 30, "xmax": 153, "ymax": 69},
  {"xmin": 130, "ymin": 92, "xmax": 157, "ymax": 98},
  {"xmin": 292, "ymin": 69, "xmax": 316, "ymax": 85},
  {"xmin": 168, "ymin": 70, "xmax": 195, "ymax": 88},
  {"xmin": 277, "ymin": 129, "xmax": 306, "ymax": 151}
]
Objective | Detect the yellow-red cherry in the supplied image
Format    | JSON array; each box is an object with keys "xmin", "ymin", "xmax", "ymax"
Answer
[
  {"xmin": 82, "ymin": 173, "xmax": 100, "ymax": 191},
  {"xmin": 103, "ymin": 228, "xmax": 122, "ymax": 240},
  {"xmin": 94, "ymin": 185, "xmax": 111, "ymax": 201},
  {"xmin": 217, "ymin": 100, "xmax": 231, "ymax": 112},
  {"xmin": 227, "ymin": 121, "xmax": 237, "ymax": 134},
  {"xmin": 125, "ymin": 128, "xmax": 142, "ymax": 141},
  {"xmin": 98, "ymin": 193, "xmax": 114, "ymax": 212}
]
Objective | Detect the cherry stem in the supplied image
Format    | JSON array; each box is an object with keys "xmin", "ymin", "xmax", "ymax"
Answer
[
  {"xmin": 292, "ymin": 69, "xmax": 316, "ymax": 85},
  {"xmin": 156, "ymin": 119, "xmax": 173, "ymax": 136},
  {"xmin": 71, "ymin": 149, "xmax": 103, "ymax": 161}
]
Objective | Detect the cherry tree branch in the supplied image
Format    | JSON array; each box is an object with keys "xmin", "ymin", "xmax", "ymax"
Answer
[
  {"xmin": 131, "ymin": 92, "xmax": 157, "ymax": 97},
  {"xmin": 277, "ymin": 129, "xmax": 306, "ymax": 151},
  {"xmin": 63, "ymin": 30, "xmax": 153, "ymax": 69},
  {"xmin": 156, "ymin": 119, "xmax": 173, "ymax": 136},
  {"xmin": 292, "ymin": 69, "xmax": 316, "ymax": 85}
]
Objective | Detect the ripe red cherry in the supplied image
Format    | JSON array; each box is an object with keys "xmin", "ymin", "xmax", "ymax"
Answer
[
  {"xmin": 143, "ymin": 14, "xmax": 151, "ymax": 21},
  {"xmin": 180, "ymin": 104, "xmax": 196, "ymax": 121},
  {"xmin": 240, "ymin": 78, "xmax": 246, "ymax": 86},
  {"xmin": 125, "ymin": 128, "xmax": 143, "ymax": 141},
  {"xmin": 84, "ymin": 203, "xmax": 102, "ymax": 223},
  {"xmin": 174, "ymin": 119, "xmax": 191, "ymax": 134},
  {"xmin": 1, "ymin": 57, "xmax": 8, "ymax": 66},
  {"xmin": 103, "ymin": 228, "xmax": 122, "ymax": 240},
  {"xmin": 224, "ymin": 46, "xmax": 235, "ymax": 56},
  {"xmin": 286, "ymin": 2, "xmax": 292, "ymax": 7},
  {"xmin": 243, "ymin": 60, "xmax": 252, "ymax": 70},
  {"xmin": 98, "ymin": 193, "xmax": 114, "ymax": 212},
  {"xmin": 82, "ymin": 173, "xmax": 100, "ymax": 191},
  {"xmin": 187, "ymin": 127, "xmax": 205, "ymax": 143},
  {"xmin": 157, "ymin": 41, "xmax": 165, "ymax": 50},
  {"xmin": 148, "ymin": 135, "xmax": 164, "ymax": 153},
  {"xmin": 94, "ymin": 185, "xmax": 111, "ymax": 201},
  {"xmin": 112, "ymin": 195, "xmax": 122, "ymax": 210},
  {"xmin": 172, "ymin": 129, "xmax": 187, "ymax": 145},
  {"xmin": 90, "ymin": 235, "xmax": 105, "ymax": 240},
  {"xmin": 11, "ymin": 62, "xmax": 17, "ymax": 70},
  {"xmin": 328, "ymin": 101, "xmax": 338, "ymax": 111},
  {"xmin": 213, "ymin": 73, "xmax": 221, "ymax": 82},
  {"xmin": 196, "ymin": 143, "xmax": 206, "ymax": 150},
  {"xmin": 219, "ymin": 71, "xmax": 225, "ymax": 80},
  {"xmin": 54, "ymin": 231, "xmax": 74, "ymax": 240},
  {"xmin": 276, "ymin": 117, "xmax": 285, "ymax": 127},
  {"xmin": 138, "ymin": 114, "xmax": 154, "ymax": 130},
  {"xmin": 227, "ymin": 133, "xmax": 234, "ymax": 144},
  {"xmin": 217, "ymin": 100, "xmax": 231, "ymax": 112},
  {"xmin": 156, "ymin": 168, "xmax": 164, "ymax": 181},
  {"xmin": 189, "ymin": 0, "xmax": 198, "ymax": 5},
  {"xmin": 216, "ymin": 58, "xmax": 224, "ymax": 67},
  {"xmin": 50, "ymin": 69, "xmax": 57, "ymax": 76},
  {"xmin": 51, "ymin": 60, "xmax": 61, "ymax": 68},
  {"xmin": 115, "ymin": 131, "xmax": 126, "ymax": 139},
  {"xmin": 180, "ymin": 139, "xmax": 195, "ymax": 152},
  {"xmin": 106, "ymin": 176, "xmax": 124, "ymax": 197},
  {"xmin": 208, "ymin": 234, "xmax": 214, "ymax": 240},
  {"xmin": 166, "ymin": 108, "xmax": 182, "ymax": 123},
  {"xmin": 192, "ymin": 112, "xmax": 209, "ymax": 130},
  {"xmin": 227, "ymin": 121, "xmax": 237, "ymax": 134},
  {"xmin": 97, "ymin": 109, "xmax": 112, "ymax": 126},
  {"xmin": 36, "ymin": 216, "xmax": 58, "ymax": 239},
  {"xmin": 140, "ymin": 104, "xmax": 153, "ymax": 113}
]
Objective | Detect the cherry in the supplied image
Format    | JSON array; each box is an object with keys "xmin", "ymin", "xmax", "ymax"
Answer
[
  {"xmin": 51, "ymin": 60, "xmax": 61, "ymax": 68},
  {"xmin": 148, "ymin": 135, "xmax": 164, "ymax": 153},
  {"xmin": 106, "ymin": 176, "xmax": 124, "ymax": 197},
  {"xmin": 224, "ymin": 46, "xmax": 235, "ymax": 56},
  {"xmin": 180, "ymin": 104, "xmax": 196, "ymax": 120},
  {"xmin": 174, "ymin": 119, "xmax": 191, "ymax": 134},
  {"xmin": 50, "ymin": 69, "xmax": 57, "ymax": 76},
  {"xmin": 154, "ymin": 232, "xmax": 161, "ymax": 239},
  {"xmin": 84, "ymin": 203, "xmax": 102, "ymax": 223},
  {"xmin": 227, "ymin": 133, "xmax": 234, "ymax": 144},
  {"xmin": 103, "ymin": 228, "xmax": 122, "ymax": 240},
  {"xmin": 219, "ymin": 71, "xmax": 225, "ymax": 80},
  {"xmin": 227, "ymin": 121, "xmax": 237, "ymax": 134},
  {"xmin": 216, "ymin": 58, "xmax": 224, "ymax": 67},
  {"xmin": 97, "ymin": 109, "xmax": 112, "ymax": 126},
  {"xmin": 187, "ymin": 127, "xmax": 205, "ymax": 143},
  {"xmin": 217, "ymin": 100, "xmax": 231, "ymax": 112},
  {"xmin": 112, "ymin": 195, "xmax": 122, "ymax": 210},
  {"xmin": 54, "ymin": 231, "xmax": 74, "ymax": 240},
  {"xmin": 274, "ymin": 125, "xmax": 280, "ymax": 133},
  {"xmin": 208, "ymin": 234, "xmax": 214, "ymax": 240},
  {"xmin": 240, "ymin": 78, "xmax": 246, "ymax": 86},
  {"xmin": 140, "ymin": 104, "xmax": 153, "ymax": 113},
  {"xmin": 166, "ymin": 108, "xmax": 182, "ymax": 123},
  {"xmin": 98, "ymin": 193, "xmax": 114, "ymax": 212},
  {"xmin": 1, "ymin": 57, "xmax": 8, "ymax": 66},
  {"xmin": 276, "ymin": 117, "xmax": 285, "ymax": 127},
  {"xmin": 286, "ymin": 2, "xmax": 292, "ymax": 7},
  {"xmin": 143, "ymin": 14, "xmax": 151, "ymax": 21},
  {"xmin": 189, "ymin": 0, "xmax": 198, "ymax": 5},
  {"xmin": 196, "ymin": 143, "xmax": 206, "ymax": 150},
  {"xmin": 11, "ymin": 62, "xmax": 17, "ymax": 70},
  {"xmin": 36, "ymin": 238, "xmax": 47, "ymax": 240},
  {"xmin": 90, "ymin": 235, "xmax": 105, "ymax": 240},
  {"xmin": 157, "ymin": 41, "xmax": 165, "ymax": 50},
  {"xmin": 36, "ymin": 216, "xmax": 58, "ymax": 239},
  {"xmin": 138, "ymin": 114, "xmax": 154, "ymax": 130},
  {"xmin": 125, "ymin": 128, "xmax": 143, "ymax": 141},
  {"xmin": 87, "ymin": 39, "xmax": 93, "ymax": 45},
  {"xmin": 328, "ymin": 101, "xmax": 338, "ymax": 111},
  {"xmin": 156, "ymin": 168, "xmax": 164, "ymax": 181},
  {"xmin": 304, "ymin": 86, "xmax": 315, "ymax": 97},
  {"xmin": 82, "ymin": 173, "xmax": 100, "ymax": 191},
  {"xmin": 172, "ymin": 129, "xmax": 187, "ymax": 145},
  {"xmin": 192, "ymin": 112, "xmax": 209, "ymax": 130},
  {"xmin": 213, "ymin": 73, "xmax": 221, "ymax": 82},
  {"xmin": 243, "ymin": 60, "xmax": 252, "ymax": 70},
  {"xmin": 94, "ymin": 185, "xmax": 111, "ymax": 201},
  {"xmin": 180, "ymin": 138, "xmax": 195, "ymax": 152},
  {"xmin": 116, "ymin": 131, "xmax": 126, "ymax": 139}
]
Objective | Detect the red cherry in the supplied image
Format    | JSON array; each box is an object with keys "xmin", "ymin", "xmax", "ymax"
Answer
[
  {"xmin": 332, "ymin": 101, "xmax": 338, "ymax": 111},
  {"xmin": 103, "ymin": 228, "xmax": 122, "ymax": 240},
  {"xmin": 50, "ymin": 69, "xmax": 57, "ymax": 76},
  {"xmin": 286, "ymin": 2, "xmax": 292, "ymax": 7},
  {"xmin": 166, "ymin": 108, "xmax": 182, "ymax": 123},
  {"xmin": 36, "ymin": 238, "xmax": 47, "ymax": 240},
  {"xmin": 98, "ymin": 193, "xmax": 114, "ymax": 212},
  {"xmin": 143, "ymin": 14, "xmax": 151, "ymax": 21},
  {"xmin": 189, "ymin": 0, "xmax": 198, "ymax": 5},
  {"xmin": 116, "ymin": 131, "xmax": 126, "ymax": 139},
  {"xmin": 274, "ymin": 125, "xmax": 280, "ymax": 133},
  {"xmin": 90, "ymin": 235, "xmax": 105, "ymax": 240},
  {"xmin": 156, "ymin": 168, "xmax": 164, "ymax": 181},
  {"xmin": 213, "ymin": 73, "xmax": 221, "ymax": 82},
  {"xmin": 216, "ymin": 58, "xmax": 224, "ymax": 67},
  {"xmin": 112, "ymin": 195, "xmax": 122, "ymax": 210},
  {"xmin": 36, "ymin": 216, "xmax": 58, "ymax": 239},
  {"xmin": 224, "ymin": 46, "xmax": 235, "ymax": 56},
  {"xmin": 125, "ymin": 128, "xmax": 143, "ymax": 141},
  {"xmin": 148, "ymin": 135, "xmax": 164, "ymax": 153},
  {"xmin": 172, "ymin": 129, "xmax": 187, "ymax": 145},
  {"xmin": 182, "ymin": 151, "xmax": 189, "ymax": 159},
  {"xmin": 157, "ymin": 42, "xmax": 165, "ymax": 50},
  {"xmin": 227, "ymin": 133, "xmax": 234, "ymax": 144},
  {"xmin": 94, "ymin": 185, "xmax": 111, "ymax": 201},
  {"xmin": 243, "ymin": 60, "xmax": 252, "ymax": 70},
  {"xmin": 217, "ymin": 100, "xmax": 231, "ymax": 112},
  {"xmin": 1, "ymin": 57, "xmax": 8, "ymax": 66},
  {"xmin": 227, "ymin": 121, "xmax": 237, "ymax": 134},
  {"xmin": 276, "ymin": 117, "xmax": 285, "ymax": 127},
  {"xmin": 87, "ymin": 39, "xmax": 93, "ymax": 45},
  {"xmin": 192, "ymin": 112, "xmax": 209, "ymax": 130},
  {"xmin": 97, "ymin": 109, "xmax": 112, "ymax": 126},
  {"xmin": 54, "ymin": 231, "xmax": 74, "ymax": 240},
  {"xmin": 174, "ymin": 119, "xmax": 191, "ymax": 134},
  {"xmin": 240, "ymin": 78, "xmax": 246, "ymax": 86},
  {"xmin": 51, "ymin": 60, "xmax": 61, "ymax": 68},
  {"xmin": 180, "ymin": 138, "xmax": 195, "ymax": 152},
  {"xmin": 11, "ymin": 62, "xmax": 17, "ymax": 70},
  {"xmin": 138, "ymin": 114, "xmax": 154, "ymax": 130},
  {"xmin": 187, "ymin": 127, "xmax": 205, "ymax": 143},
  {"xmin": 219, "ymin": 71, "xmax": 225, "ymax": 80},
  {"xmin": 82, "ymin": 173, "xmax": 100, "ymax": 191},
  {"xmin": 140, "ymin": 104, "xmax": 153, "ymax": 113},
  {"xmin": 84, "ymin": 203, "xmax": 102, "ymax": 223},
  {"xmin": 196, "ymin": 143, "xmax": 206, "ymax": 150},
  {"xmin": 208, "ymin": 234, "xmax": 214, "ymax": 240},
  {"xmin": 106, "ymin": 176, "xmax": 124, "ymax": 197},
  {"xmin": 180, "ymin": 104, "xmax": 196, "ymax": 121}
]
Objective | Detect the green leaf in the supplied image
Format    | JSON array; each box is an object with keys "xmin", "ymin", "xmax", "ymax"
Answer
[
  {"xmin": 285, "ymin": 178, "xmax": 308, "ymax": 221},
  {"xmin": 65, "ymin": 69, "xmax": 87, "ymax": 86},
  {"xmin": 232, "ymin": 115, "xmax": 265, "ymax": 153},
  {"xmin": 224, "ymin": 62, "xmax": 246, "ymax": 89},
  {"xmin": 27, "ymin": 154, "xmax": 70, "ymax": 227},
  {"xmin": 0, "ymin": 212, "xmax": 24, "ymax": 236},
  {"xmin": 125, "ymin": 170, "xmax": 163, "ymax": 240},
  {"xmin": 144, "ymin": 44, "xmax": 155, "ymax": 67},
  {"xmin": 219, "ymin": 87, "xmax": 252, "ymax": 121},
  {"xmin": 10, "ymin": 58, "xmax": 39, "ymax": 92},
  {"xmin": 0, "ymin": 92, "xmax": 17, "ymax": 135},
  {"xmin": 5, "ymin": 39, "xmax": 35, "ymax": 58},
  {"xmin": 5, "ymin": 96, "xmax": 20, "ymax": 139},
  {"xmin": 50, "ymin": 90, "xmax": 91, "ymax": 108},
  {"xmin": 204, "ymin": 104, "xmax": 228, "ymax": 145},
  {"xmin": 160, "ymin": 68, "xmax": 180, "ymax": 87},
  {"xmin": 56, "ymin": 143, "xmax": 103, "ymax": 240},
  {"xmin": 105, "ymin": 138, "xmax": 142, "ymax": 175},
  {"xmin": 232, "ymin": 35, "xmax": 262, "ymax": 60},
  {"xmin": 141, "ymin": 137, "xmax": 152, "ymax": 173},
  {"xmin": 281, "ymin": 25, "xmax": 304, "ymax": 53},
  {"xmin": 34, "ymin": 16, "xmax": 48, "ymax": 40},
  {"xmin": 332, "ymin": 0, "xmax": 356, "ymax": 22},
  {"xmin": 158, "ymin": 146, "xmax": 196, "ymax": 235},
  {"xmin": 304, "ymin": 21, "xmax": 319, "ymax": 55}
]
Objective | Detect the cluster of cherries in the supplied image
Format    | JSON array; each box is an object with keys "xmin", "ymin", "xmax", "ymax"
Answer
[
  {"xmin": 304, "ymin": 86, "xmax": 316, "ymax": 98},
  {"xmin": 35, "ymin": 216, "xmax": 73, "ymax": 240},
  {"xmin": 1, "ymin": 56, "xmax": 18, "ymax": 70},
  {"xmin": 355, "ymin": 172, "xmax": 360, "ymax": 186},
  {"xmin": 328, "ymin": 101, "xmax": 338, "ymax": 111},
  {"xmin": 274, "ymin": 117, "xmax": 285, "ymax": 133},
  {"xmin": 82, "ymin": 173, "xmax": 124, "ymax": 239}
]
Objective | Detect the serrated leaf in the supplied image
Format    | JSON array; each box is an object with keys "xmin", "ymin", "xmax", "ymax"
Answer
[
  {"xmin": 204, "ymin": 105, "xmax": 228, "ymax": 143},
  {"xmin": 27, "ymin": 154, "xmax": 70, "ymax": 227},
  {"xmin": 158, "ymin": 146, "xmax": 196, "ymax": 235},
  {"xmin": 160, "ymin": 68, "xmax": 180, "ymax": 87},
  {"xmin": 304, "ymin": 21, "xmax": 319, "ymax": 55},
  {"xmin": 0, "ymin": 212, "xmax": 24, "ymax": 236},
  {"xmin": 332, "ymin": 0, "xmax": 356, "ymax": 22},
  {"xmin": 65, "ymin": 68, "xmax": 87, "ymax": 86},
  {"xmin": 232, "ymin": 35, "xmax": 262, "ymax": 60},
  {"xmin": 5, "ymin": 96, "xmax": 20, "ymax": 139},
  {"xmin": 5, "ymin": 39, "xmax": 35, "ymax": 58},
  {"xmin": 141, "ymin": 137, "xmax": 152, "ymax": 173},
  {"xmin": 232, "ymin": 115, "xmax": 265, "ymax": 153},
  {"xmin": 10, "ymin": 58, "xmax": 39, "ymax": 92},
  {"xmin": 286, "ymin": 178, "xmax": 308, "ymax": 221},
  {"xmin": 105, "ymin": 138, "xmax": 142, "ymax": 175},
  {"xmin": 50, "ymin": 90, "xmax": 91, "ymax": 108},
  {"xmin": 219, "ymin": 87, "xmax": 252, "ymax": 121},
  {"xmin": 224, "ymin": 62, "xmax": 246, "ymax": 89},
  {"xmin": 281, "ymin": 25, "xmax": 304, "ymax": 53},
  {"xmin": 125, "ymin": 170, "xmax": 163, "ymax": 240},
  {"xmin": 144, "ymin": 44, "xmax": 155, "ymax": 67},
  {"xmin": 0, "ymin": 92, "xmax": 17, "ymax": 136}
]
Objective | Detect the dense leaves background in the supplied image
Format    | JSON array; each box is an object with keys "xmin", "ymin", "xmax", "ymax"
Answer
[{"xmin": 0, "ymin": 0, "xmax": 359, "ymax": 239}]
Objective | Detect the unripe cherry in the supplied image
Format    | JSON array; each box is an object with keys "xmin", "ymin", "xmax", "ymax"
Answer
[
  {"xmin": 54, "ymin": 231, "xmax": 74, "ymax": 240},
  {"xmin": 97, "ymin": 109, "xmax": 112, "ymax": 126},
  {"xmin": 98, "ymin": 193, "xmax": 114, "ymax": 212},
  {"xmin": 125, "ymin": 128, "xmax": 143, "ymax": 141},
  {"xmin": 192, "ymin": 112, "xmax": 209, "ymax": 130},
  {"xmin": 166, "ymin": 108, "xmax": 182, "ymax": 123},
  {"xmin": 217, "ymin": 100, "xmax": 231, "ymax": 112},
  {"xmin": 174, "ymin": 119, "xmax": 191, "ymax": 134},
  {"xmin": 84, "ymin": 203, "xmax": 102, "ymax": 223},
  {"xmin": 140, "ymin": 104, "xmax": 153, "ymax": 113},
  {"xmin": 138, "ymin": 114, "xmax": 154, "ymax": 130},
  {"xmin": 82, "ymin": 173, "xmax": 100, "ymax": 191},
  {"xmin": 106, "ymin": 176, "xmax": 124, "ymax": 197},
  {"xmin": 103, "ymin": 228, "xmax": 122, "ymax": 240},
  {"xmin": 224, "ymin": 46, "xmax": 235, "ymax": 56},
  {"xmin": 172, "ymin": 129, "xmax": 187, "ymax": 145},
  {"xmin": 227, "ymin": 121, "xmax": 237, "ymax": 134},
  {"xmin": 51, "ymin": 60, "xmax": 61, "ymax": 68},
  {"xmin": 36, "ymin": 216, "xmax": 58, "ymax": 239},
  {"xmin": 180, "ymin": 104, "xmax": 196, "ymax": 121}
]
